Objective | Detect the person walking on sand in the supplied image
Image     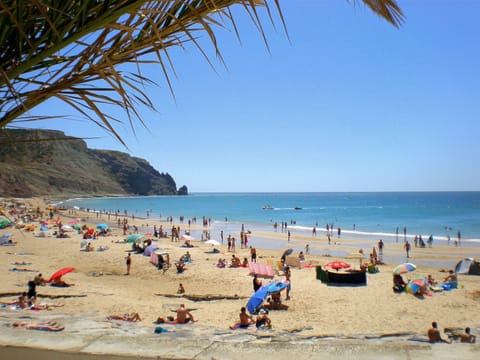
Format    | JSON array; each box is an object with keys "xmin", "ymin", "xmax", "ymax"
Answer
[
  {"xmin": 250, "ymin": 246, "xmax": 257, "ymax": 263},
  {"xmin": 125, "ymin": 253, "xmax": 131, "ymax": 275},
  {"xmin": 287, "ymin": 231, "xmax": 291, "ymax": 242},
  {"xmin": 285, "ymin": 266, "xmax": 291, "ymax": 300},
  {"xmin": 404, "ymin": 241, "xmax": 411, "ymax": 258},
  {"xmin": 378, "ymin": 239, "xmax": 384, "ymax": 256}
]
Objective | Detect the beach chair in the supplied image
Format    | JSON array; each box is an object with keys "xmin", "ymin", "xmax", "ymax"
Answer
[{"xmin": 276, "ymin": 261, "xmax": 285, "ymax": 275}]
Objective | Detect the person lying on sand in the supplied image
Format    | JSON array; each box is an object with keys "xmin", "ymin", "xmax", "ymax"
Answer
[
  {"xmin": 107, "ymin": 312, "xmax": 142, "ymax": 322},
  {"xmin": 11, "ymin": 321, "xmax": 64, "ymax": 331},
  {"xmin": 50, "ymin": 278, "xmax": 73, "ymax": 287},
  {"xmin": 2, "ymin": 292, "xmax": 28, "ymax": 308},
  {"xmin": 28, "ymin": 296, "xmax": 64, "ymax": 310},
  {"xmin": 9, "ymin": 267, "xmax": 35, "ymax": 272},
  {"xmin": 11, "ymin": 261, "xmax": 31, "ymax": 266}
]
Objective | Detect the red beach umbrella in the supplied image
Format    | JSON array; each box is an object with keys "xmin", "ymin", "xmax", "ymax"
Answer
[
  {"xmin": 324, "ymin": 261, "xmax": 351, "ymax": 271},
  {"xmin": 48, "ymin": 267, "xmax": 75, "ymax": 283}
]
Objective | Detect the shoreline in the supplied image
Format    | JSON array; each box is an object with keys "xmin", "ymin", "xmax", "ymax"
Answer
[
  {"xmin": 57, "ymin": 193, "xmax": 480, "ymax": 244},
  {"xmin": 1, "ymin": 197, "xmax": 480, "ymax": 359}
]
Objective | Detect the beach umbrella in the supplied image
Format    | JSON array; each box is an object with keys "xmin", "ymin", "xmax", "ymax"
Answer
[
  {"xmin": 281, "ymin": 248, "xmax": 293, "ymax": 259},
  {"xmin": 393, "ymin": 263, "xmax": 416, "ymax": 275},
  {"xmin": 47, "ymin": 267, "xmax": 75, "ymax": 282},
  {"xmin": 61, "ymin": 225, "xmax": 74, "ymax": 232},
  {"xmin": 264, "ymin": 281, "xmax": 289, "ymax": 294},
  {"xmin": 0, "ymin": 218, "xmax": 11, "ymax": 229},
  {"xmin": 68, "ymin": 218, "xmax": 81, "ymax": 225},
  {"xmin": 180, "ymin": 234, "xmax": 195, "ymax": 242},
  {"xmin": 324, "ymin": 261, "xmax": 351, "ymax": 271},
  {"xmin": 96, "ymin": 223, "xmax": 108, "ymax": 230},
  {"xmin": 126, "ymin": 234, "xmax": 144, "ymax": 243},
  {"xmin": 246, "ymin": 286, "xmax": 268, "ymax": 314},
  {"xmin": 406, "ymin": 277, "xmax": 426, "ymax": 295},
  {"xmin": 205, "ymin": 239, "xmax": 221, "ymax": 246}
]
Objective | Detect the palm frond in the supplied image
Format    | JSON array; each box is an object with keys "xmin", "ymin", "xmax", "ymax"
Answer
[{"xmin": 0, "ymin": 0, "xmax": 403, "ymax": 145}]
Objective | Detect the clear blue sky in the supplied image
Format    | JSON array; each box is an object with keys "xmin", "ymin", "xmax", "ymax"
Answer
[{"xmin": 25, "ymin": 0, "xmax": 480, "ymax": 192}]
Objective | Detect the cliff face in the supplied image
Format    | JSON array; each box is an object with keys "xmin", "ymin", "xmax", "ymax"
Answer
[{"xmin": 0, "ymin": 129, "xmax": 188, "ymax": 197}]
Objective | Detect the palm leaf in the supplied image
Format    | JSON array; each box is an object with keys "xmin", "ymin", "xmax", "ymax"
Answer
[{"xmin": 0, "ymin": 0, "xmax": 404, "ymax": 144}]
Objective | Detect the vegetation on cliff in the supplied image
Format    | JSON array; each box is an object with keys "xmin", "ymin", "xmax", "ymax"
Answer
[{"xmin": 0, "ymin": 129, "xmax": 187, "ymax": 197}]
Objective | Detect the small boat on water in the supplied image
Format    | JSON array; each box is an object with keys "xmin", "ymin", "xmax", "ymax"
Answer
[
  {"xmin": 294, "ymin": 207, "xmax": 302, "ymax": 210},
  {"xmin": 262, "ymin": 205, "xmax": 274, "ymax": 210}
]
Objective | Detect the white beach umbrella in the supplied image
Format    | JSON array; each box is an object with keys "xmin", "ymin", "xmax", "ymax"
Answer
[
  {"xmin": 205, "ymin": 239, "xmax": 221, "ymax": 246},
  {"xmin": 61, "ymin": 225, "xmax": 75, "ymax": 232}
]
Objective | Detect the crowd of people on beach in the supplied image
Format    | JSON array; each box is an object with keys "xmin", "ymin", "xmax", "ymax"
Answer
[{"xmin": 1, "ymin": 199, "xmax": 477, "ymax": 345}]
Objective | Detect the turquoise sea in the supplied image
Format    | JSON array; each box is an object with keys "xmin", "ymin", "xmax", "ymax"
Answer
[{"xmin": 62, "ymin": 192, "xmax": 480, "ymax": 246}]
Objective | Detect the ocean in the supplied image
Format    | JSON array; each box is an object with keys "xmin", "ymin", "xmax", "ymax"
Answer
[{"xmin": 61, "ymin": 192, "xmax": 480, "ymax": 247}]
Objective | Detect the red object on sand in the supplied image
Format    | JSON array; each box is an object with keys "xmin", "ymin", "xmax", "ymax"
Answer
[
  {"xmin": 324, "ymin": 261, "xmax": 351, "ymax": 270},
  {"xmin": 48, "ymin": 267, "xmax": 75, "ymax": 282}
]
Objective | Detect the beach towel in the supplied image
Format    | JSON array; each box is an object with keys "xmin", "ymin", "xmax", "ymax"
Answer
[
  {"xmin": 248, "ymin": 262, "xmax": 274, "ymax": 278},
  {"xmin": 154, "ymin": 326, "xmax": 168, "ymax": 333},
  {"xmin": 229, "ymin": 322, "xmax": 256, "ymax": 330},
  {"xmin": 441, "ymin": 282, "xmax": 458, "ymax": 291}
]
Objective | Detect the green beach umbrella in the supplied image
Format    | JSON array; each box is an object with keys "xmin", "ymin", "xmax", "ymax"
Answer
[
  {"xmin": 126, "ymin": 234, "xmax": 144, "ymax": 243},
  {"xmin": 0, "ymin": 219, "xmax": 11, "ymax": 229}
]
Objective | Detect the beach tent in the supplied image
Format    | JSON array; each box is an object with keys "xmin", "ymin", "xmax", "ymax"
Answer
[
  {"xmin": 455, "ymin": 258, "xmax": 480, "ymax": 275},
  {"xmin": 143, "ymin": 243, "xmax": 158, "ymax": 257}
]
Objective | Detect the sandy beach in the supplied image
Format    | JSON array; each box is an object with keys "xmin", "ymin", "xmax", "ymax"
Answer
[{"xmin": 1, "ymin": 197, "xmax": 480, "ymax": 359}]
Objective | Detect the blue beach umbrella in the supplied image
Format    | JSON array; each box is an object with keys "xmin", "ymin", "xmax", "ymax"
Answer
[
  {"xmin": 264, "ymin": 281, "xmax": 289, "ymax": 294},
  {"xmin": 246, "ymin": 281, "xmax": 289, "ymax": 314},
  {"xmin": 246, "ymin": 286, "xmax": 268, "ymax": 314},
  {"xmin": 96, "ymin": 223, "xmax": 108, "ymax": 230}
]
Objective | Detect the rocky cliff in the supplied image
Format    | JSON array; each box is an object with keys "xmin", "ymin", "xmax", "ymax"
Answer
[{"xmin": 0, "ymin": 129, "xmax": 188, "ymax": 198}]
